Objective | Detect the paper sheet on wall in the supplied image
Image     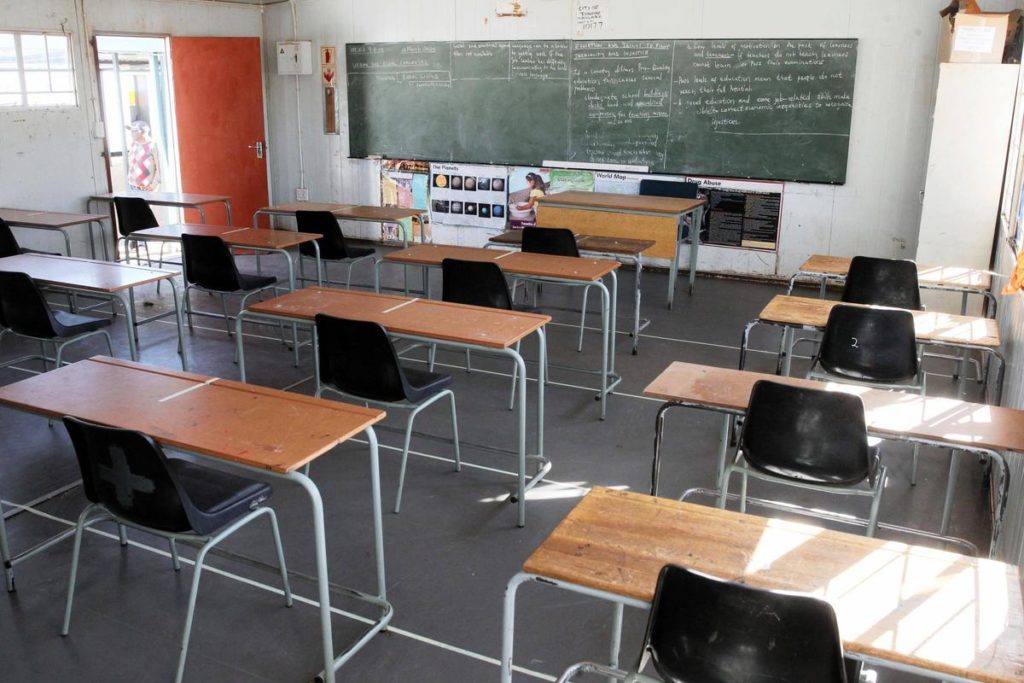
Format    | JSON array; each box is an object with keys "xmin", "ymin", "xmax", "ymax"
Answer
[{"xmin": 954, "ymin": 26, "xmax": 998, "ymax": 53}]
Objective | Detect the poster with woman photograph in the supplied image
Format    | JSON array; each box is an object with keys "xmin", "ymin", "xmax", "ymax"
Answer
[
  {"xmin": 381, "ymin": 159, "xmax": 431, "ymax": 242},
  {"xmin": 507, "ymin": 167, "xmax": 551, "ymax": 229},
  {"xmin": 429, "ymin": 162, "xmax": 508, "ymax": 228}
]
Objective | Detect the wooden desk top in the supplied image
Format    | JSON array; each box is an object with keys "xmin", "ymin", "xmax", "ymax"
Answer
[
  {"xmin": 799, "ymin": 255, "xmax": 993, "ymax": 291},
  {"xmin": 0, "ymin": 253, "xmax": 177, "ymax": 292},
  {"xmin": 134, "ymin": 224, "xmax": 319, "ymax": 250},
  {"xmin": 0, "ymin": 357, "xmax": 384, "ymax": 473},
  {"xmin": 247, "ymin": 287, "xmax": 550, "ymax": 349},
  {"xmin": 90, "ymin": 190, "xmax": 230, "ymax": 206},
  {"xmin": 760, "ymin": 295, "xmax": 1001, "ymax": 348},
  {"xmin": 256, "ymin": 203, "xmax": 421, "ymax": 221},
  {"xmin": 0, "ymin": 208, "xmax": 106, "ymax": 228},
  {"xmin": 488, "ymin": 230, "xmax": 655, "ymax": 256},
  {"xmin": 644, "ymin": 361, "xmax": 1024, "ymax": 454},
  {"xmin": 525, "ymin": 487, "xmax": 1024, "ymax": 683},
  {"xmin": 385, "ymin": 244, "xmax": 619, "ymax": 282},
  {"xmin": 537, "ymin": 190, "xmax": 705, "ymax": 215}
]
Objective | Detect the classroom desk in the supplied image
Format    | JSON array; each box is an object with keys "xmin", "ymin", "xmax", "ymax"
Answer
[
  {"xmin": 500, "ymin": 487, "xmax": 1024, "ymax": 683},
  {"xmin": 643, "ymin": 361, "xmax": 1022, "ymax": 553},
  {"xmin": 88, "ymin": 190, "xmax": 233, "ymax": 225},
  {"xmin": 788, "ymin": 254, "xmax": 997, "ymax": 316},
  {"xmin": 487, "ymin": 230, "xmax": 656, "ymax": 354},
  {"xmin": 236, "ymin": 287, "xmax": 551, "ymax": 528},
  {"xmin": 129, "ymin": 223, "xmax": 324, "ymax": 291},
  {"xmin": 0, "ymin": 356, "xmax": 387, "ymax": 683},
  {"xmin": 378, "ymin": 244, "xmax": 621, "ymax": 419},
  {"xmin": 0, "ymin": 254, "xmax": 188, "ymax": 370},
  {"xmin": 534, "ymin": 191, "xmax": 705, "ymax": 307},
  {"xmin": 0, "ymin": 208, "xmax": 109, "ymax": 260},
  {"xmin": 740, "ymin": 294, "xmax": 1005, "ymax": 402},
  {"xmin": 252, "ymin": 202, "xmax": 428, "ymax": 247}
]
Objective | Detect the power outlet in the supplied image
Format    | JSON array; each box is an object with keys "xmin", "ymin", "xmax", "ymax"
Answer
[{"xmin": 295, "ymin": 187, "xmax": 310, "ymax": 202}]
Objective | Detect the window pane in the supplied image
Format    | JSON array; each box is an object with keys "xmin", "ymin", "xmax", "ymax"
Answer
[
  {"xmin": 0, "ymin": 34, "xmax": 16, "ymax": 68},
  {"xmin": 21, "ymin": 34, "xmax": 47, "ymax": 69},
  {"xmin": 24, "ymin": 70, "xmax": 48, "ymax": 92},
  {"xmin": 0, "ymin": 71, "xmax": 20, "ymax": 93},
  {"xmin": 27, "ymin": 91, "xmax": 74, "ymax": 106},
  {"xmin": 0, "ymin": 92, "xmax": 22, "ymax": 106},
  {"xmin": 47, "ymin": 35, "xmax": 70, "ymax": 69},
  {"xmin": 49, "ymin": 70, "xmax": 72, "ymax": 91}
]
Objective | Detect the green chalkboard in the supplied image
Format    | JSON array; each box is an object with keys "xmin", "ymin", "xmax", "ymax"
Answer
[{"xmin": 346, "ymin": 38, "xmax": 857, "ymax": 184}]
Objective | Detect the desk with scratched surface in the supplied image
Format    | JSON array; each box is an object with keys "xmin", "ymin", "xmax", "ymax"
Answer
[{"xmin": 501, "ymin": 487, "xmax": 1024, "ymax": 683}]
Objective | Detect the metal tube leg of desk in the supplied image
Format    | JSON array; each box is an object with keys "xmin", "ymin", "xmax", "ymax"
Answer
[
  {"xmin": 236, "ymin": 312, "xmax": 248, "ymax": 382},
  {"xmin": 940, "ymin": 450, "xmax": 961, "ymax": 536},
  {"xmin": 286, "ymin": 471, "xmax": 337, "ymax": 683},
  {"xmin": 651, "ymin": 403, "xmax": 674, "ymax": 496},
  {"xmin": 501, "ymin": 572, "xmax": 533, "ymax": 683},
  {"xmin": 609, "ymin": 602, "xmax": 624, "ymax": 671},
  {"xmin": 168, "ymin": 279, "xmax": 190, "ymax": 371},
  {"xmin": 687, "ymin": 206, "xmax": 703, "ymax": 295},
  {"xmin": 364, "ymin": 426, "xmax": 387, "ymax": 603},
  {"xmin": 780, "ymin": 327, "xmax": 795, "ymax": 376},
  {"xmin": 196, "ymin": 205, "xmax": 207, "ymax": 224},
  {"xmin": 668, "ymin": 217, "xmax": 682, "ymax": 310},
  {"xmin": 284, "ymin": 252, "xmax": 300, "ymax": 367},
  {"xmin": 116, "ymin": 291, "xmax": 139, "ymax": 361},
  {"xmin": 738, "ymin": 320, "xmax": 758, "ymax": 370},
  {"xmin": 716, "ymin": 414, "xmax": 732, "ymax": 491},
  {"xmin": 58, "ymin": 228, "xmax": 72, "ymax": 258},
  {"xmin": 223, "ymin": 200, "xmax": 233, "ymax": 225},
  {"xmin": 631, "ymin": 256, "xmax": 642, "ymax": 355},
  {"xmin": 609, "ymin": 271, "xmax": 618, "ymax": 377},
  {"xmin": 0, "ymin": 500, "xmax": 13, "ymax": 592},
  {"xmin": 84, "ymin": 223, "xmax": 97, "ymax": 260},
  {"xmin": 536, "ymin": 327, "xmax": 546, "ymax": 465},
  {"xmin": 512, "ymin": 348, "xmax": 529, "ymax": 528},
  {"xmin": 599, "ymin": 282, "xmax": 610, "ymax": 420}
]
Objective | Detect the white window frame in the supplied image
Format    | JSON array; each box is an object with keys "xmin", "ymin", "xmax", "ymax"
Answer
[{"xmin": 0, "ymin": 30, "xmax": 78, "ymax": 109}]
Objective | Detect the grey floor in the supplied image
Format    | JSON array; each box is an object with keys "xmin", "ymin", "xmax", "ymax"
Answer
[{"xmin": 0, "ymin": 246, "xmax": 992, "ymax": 682}]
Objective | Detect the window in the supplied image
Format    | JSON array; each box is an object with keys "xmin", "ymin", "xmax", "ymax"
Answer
[{"xmin": 0, "ymin": 31, "xmax": 77, "ymax": 107}]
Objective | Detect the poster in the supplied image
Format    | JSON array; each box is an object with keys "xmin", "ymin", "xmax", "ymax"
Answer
[
  {"xmin": 507, "ymin": 167, "xmax": 551, "ymax": 228},
  {"xmin": 381, "ymin": 159, "xmax": 431, "ymax": 242},
  {"xmin": 686, "ymin": 176, "xmax": 783, "ymax": 251},
  {"xmin": 549, "ymin": 168, "xmax": 595, "ymax": 193},
  {"xmin": 429, "ymin": 162, "xmax": 508, "ymax": 229}
]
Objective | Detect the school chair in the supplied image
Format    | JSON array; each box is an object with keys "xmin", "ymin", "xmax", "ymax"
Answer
[
  {"xmin": 556, "ymin": 563, "xmax": 867, "ymax": 683},
  {"xmin": 295, "ymin": 209, "xmax": 377, "ymax": 288},
  {"xmin": 436, "ymin": 257, "xmax": 540, "ymax": 410},
  {"xmin": 314, "ymin": 314, "xmax": 460, "ymax": 513},
  {"xmin": 517, "ymin": 226, "xmax": 595, "ymax": 351},
  {"xmin": 0, "ymin": 271, "xmax": 113, "ymax": 370},
  {"xmin": 718, "ymin": 380, "xmax": 886, "ymax": 537},
  {"xmin": 60, "ymin": 416, "xmax": 292, "ymax": 683},
  {"xmin": 112, "ymin": 196, "xmax": 159, "ymax": 265},
  {"xmin": 841, "ymin": 256, "xmax": 923, "ymax": 310},
  {"xmin": 180, "ymin": 233, "xmax": 280, "ymax": 338}
]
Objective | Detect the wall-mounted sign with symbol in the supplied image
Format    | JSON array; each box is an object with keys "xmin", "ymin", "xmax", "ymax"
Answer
[
  {"xmin": 321, "ymin": 46, "xmax": 336, "ymax": 66},
  {"xmin": 321, "ymin": 45, "xmax": 339, "ymax": 135},
  {"xmin": 322, "ymin": 66, "xmax": 336, "ymax": 86}
]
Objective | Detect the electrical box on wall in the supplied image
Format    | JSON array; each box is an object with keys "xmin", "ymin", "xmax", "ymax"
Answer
[{"xmin": 277, "ymin": 41, "xmax": 313, "ymax": 75}]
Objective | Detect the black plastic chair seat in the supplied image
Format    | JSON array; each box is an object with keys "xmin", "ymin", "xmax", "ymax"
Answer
[
  {"xmin": 51, "ymin": 310, "xmax": 112, "ymax": 337},
  {"xmin": 167, "ymin": 459, "xmax": 271, "ymax": 535},
  {"xmin": 236, "ymin": 272, "xmax": 277, "ymax": 292},
  {"xmin": 750, "ymin": 444, "xmax": 880, "ymax": 486},
  {"xmin": 400, "ymin": 365, "xmax": 453, "ymax": 403},
  {"xmin": 344, "ymin": 244, "xmax": 376, "ymax": 259},
  {"xmin": 816, "ymin": 305, "xmax": 919, "ymax": 384}
]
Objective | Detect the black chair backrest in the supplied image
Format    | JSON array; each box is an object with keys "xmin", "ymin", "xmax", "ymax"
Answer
[
  {"xmin": 441, "ymin": 258, "xmax": 513, "ymax": 310},
  {"xmin": 112, "ymin": 196, "xmax": 159, "ymax": 237},
  {"xmin": 817, "ymin": 304, "xmax": 919, "ymax": 383},
  {"xmin": 62, "ymin": 416, "xmax": 195, "ymax": 534},
  {"xmin": 315, "ymin": 314, "xmax": 409, "ymax": 403},
  {"xmin": 0, "ymin": 271, "xmax": 61, "ymax": 338},
  {"xmin": 741, "ymin": 380, "xmax": 871, "ymax": 485},
  {"xmin": 841, "ymin": 256, "xmax": 922, "ymax": 310},
  {"xmin": 181, "ymin": 233, "xmax": 244, "ymax": 292},
  {"xmin": 521, "ymin": 226, "xmax": 579, "ymax": 257},
  {"xmin": 643, "ymin": 564, "xmax": 848, "ymax": 683},
  {"xmin": 639, "ymin": 179, "xmax": 700, "ymax": 199},
  {"xmin": 0, "ymin": 217, "xmax": 21, "ymax": 258},
  {"xmin": 296, "ymin": 210, "xmax": 354, "ymax": 260}
]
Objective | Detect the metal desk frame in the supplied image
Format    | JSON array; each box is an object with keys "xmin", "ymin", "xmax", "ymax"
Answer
[{"xmin": 0, "ymin": 210, "xmax": 109, "ymax": 261}]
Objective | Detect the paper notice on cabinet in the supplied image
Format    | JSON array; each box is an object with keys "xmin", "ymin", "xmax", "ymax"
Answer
[{"xmin": 954, "ymin": 26, "xmax": 998, "ymax": 53}]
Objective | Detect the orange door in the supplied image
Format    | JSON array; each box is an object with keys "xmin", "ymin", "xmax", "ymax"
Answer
[{"xmin": 170, "ymin": 37, "xmax": 268, "ymax": 227}]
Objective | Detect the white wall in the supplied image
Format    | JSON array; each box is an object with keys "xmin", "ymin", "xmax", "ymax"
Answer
[
  {"xmin": 0, "ymin": 0, "xmax": 262, "ymax": 253},
  {"xmin": 261, "ymin": 0, "xmax": 991, "ymax": 277}
]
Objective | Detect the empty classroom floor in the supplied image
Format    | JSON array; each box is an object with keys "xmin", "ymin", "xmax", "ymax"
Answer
[{"xmin": 0, "ymin": 251, "xmax": 990, "ymax": 682}]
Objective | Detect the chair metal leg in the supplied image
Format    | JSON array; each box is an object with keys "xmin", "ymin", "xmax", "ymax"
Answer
[
  {"xmin": 448, "ymin": 390, "xmax": 461, "ymax": 473},
  {"xmin": 169, "ymin": 539, "xmax": 181, "ymax": 571},
  {"xmin": 220, "ymin": 295, "xmax": 232, "ymax": 337},
  {"xmin": 717, "ymin": 465, "xmax": 734, "ymax": 509},
  {"xmin": 464, "ymin": 348, "xmax": 472, "ymax": 373},
  {"xmin": 866, "ymin": 466, "xmax": 887, "ymax": 537},
  {"xmin": 118, "ymin": 524, "xmax": 128, "ymax": 546},
  {"xmin": 911, "ymin": 443, "xmax": 920, "ymax": 486},
  {"xmin": 394, "ymin": 413, "xmax": 418, "ymax": 514},
  {"xmin": 62, "ymin": 507, "xmax": 99, "ymax": 635},
  {"xmin": 175, "ymin": 542, "xmax": 212, "ymax": 683},
  {"xmin": 265, "ymin": 508, "xmax": 294, "ymax": 608},
  {"xmin": 184, "ymin": 287, "xmax": 195, "ymax": 331}
]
